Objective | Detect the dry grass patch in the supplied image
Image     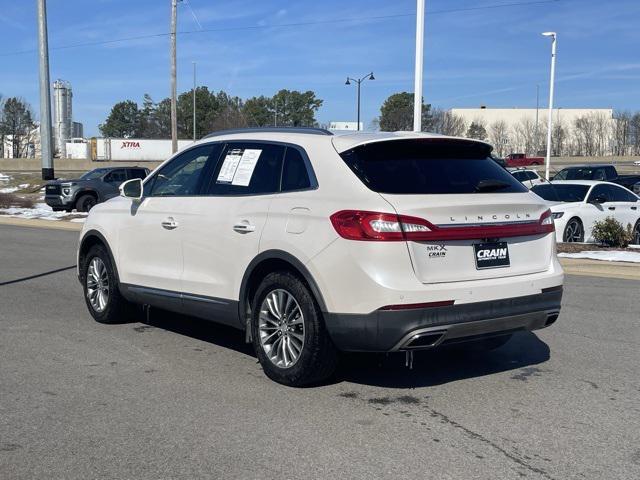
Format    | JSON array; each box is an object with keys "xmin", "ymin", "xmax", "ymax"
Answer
[{"xmin": 0, "ymin": 193, "xmax": 35, "ymax": 209}]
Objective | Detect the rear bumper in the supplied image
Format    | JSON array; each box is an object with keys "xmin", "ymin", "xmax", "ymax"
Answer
[{"xmin": 324, "ymin": 287, "xmax": 562, "ymax": 352}]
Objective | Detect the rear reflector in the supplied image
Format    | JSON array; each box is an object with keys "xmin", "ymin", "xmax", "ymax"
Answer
[
  {"xmin": 330, "ymin": 209, "xmax": 554, "ymax": 241},
  {"xmin": 379, "ymin": 300, "xmax": 455, "ymax": 311}
]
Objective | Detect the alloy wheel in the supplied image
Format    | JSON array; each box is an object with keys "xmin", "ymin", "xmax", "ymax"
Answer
[
  {"xmin": 564, "ymin": 219, "xmax": 583, "ymax": 243},
  {"xmin": 86, "ymin": 257, "xmax": 110, "ymax": 312},
  {"xmin": 258, "ymin": 289, "xmax": 305, "ymax": 368}
]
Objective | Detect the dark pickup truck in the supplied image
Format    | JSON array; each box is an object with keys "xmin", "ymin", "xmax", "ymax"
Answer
[
  {"xmin": 551, "ymin": 164, "xmax": 640, "ymax": 192},
  {"xmin": 44, "ymin": 166, "xmax": 150, "ymax": 212}
]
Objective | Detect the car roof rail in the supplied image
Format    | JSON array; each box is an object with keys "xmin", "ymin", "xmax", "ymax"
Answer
[{"xmin": 203, "ymin": 127, "xmax": 333, "ymax": 139}]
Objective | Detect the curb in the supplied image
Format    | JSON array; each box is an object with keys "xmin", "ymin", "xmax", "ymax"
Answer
[
  {"xmin": 0, "ymin": 216, "xmax": 83, "ymax": 232},
  {"xmin": 559, "ymin": 258, "xmax": 640, "ymax": 281}
]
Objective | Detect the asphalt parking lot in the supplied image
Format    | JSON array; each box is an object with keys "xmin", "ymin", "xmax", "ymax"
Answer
[{"xmin": 1, "ymin": 225, "xmax": 639, "ymax": 479}]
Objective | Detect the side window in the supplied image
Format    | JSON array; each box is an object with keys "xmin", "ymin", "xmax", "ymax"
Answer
[
  {"xmin": 207, "ymin": 142, "xmax": 285, "ymax": 195},
  {"xmin": 588, "ymin": 184, "xmax": 611, "ymax": 203},
  {"xmin": 127, "ymin": 169, "xmax": 147, "ymax": 180},
  {"xmin": 609, "ymin": 185, "xmax": 638, "ymax": 202},
  {"xmin": 604, "ymin": 166, "xmax": 617, "ymax": 180},
  {"xmin": 593, "ymin": 168, "xmax": 606, "ymax": 181},
  {"xmin": 525, "ymin": 171, "xmax": 537, "ymax": 180},
  {"xmin": 282, "ymin": 147, "xmax": 312, "ymax": 191},
  {"xmin": 104, "ymin": 169, "xmax": 127, "ymax": 185},
  {"xmin": 149, "ymin": 145, "xmax": 217, "ymax": 197},
  {"xmin": 554, "ymin": 169, "xmax": 567, "ymax": 180},
  {"xmin": 512, "ymin": 171, "xmax": 525, "ymax": 181}
]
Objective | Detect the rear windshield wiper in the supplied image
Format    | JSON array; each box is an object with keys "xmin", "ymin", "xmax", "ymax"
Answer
[{"xmin": 474, "ymin": 179, "xmax": 511, "ymax": 193}]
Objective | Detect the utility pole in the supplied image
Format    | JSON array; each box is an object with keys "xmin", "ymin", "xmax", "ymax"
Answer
[
  {"xmin": 37, "ymin": 0, "xmax": 54, "ymax": 180},
  {"xmin": 413, "ymin": 0, "xmax": 425, "ymax": 132},
  {"xmin": 170, "ymin": 0, "xmax": 178, "ymax": 153},
  {"xmin": 534, "ymin": 84, "xmax": 539, "ymax": 154},
  {"xmin": 542, "ymin": 32, "xmax": 557, "ymax": 180},
  {"xmin": 192, "ymin": 61, "xmax": 196, "ymax": 141}
]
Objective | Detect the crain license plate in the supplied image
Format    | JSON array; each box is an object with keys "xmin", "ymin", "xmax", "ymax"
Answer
[{"xmin": 474, "ymin": 242, "xmax": 510, "ymax": 269}]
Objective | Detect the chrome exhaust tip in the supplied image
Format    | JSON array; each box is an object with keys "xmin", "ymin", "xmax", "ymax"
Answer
[{"xmin": 402, "ymin": 330, "xmax": 446, "ymax": 350}]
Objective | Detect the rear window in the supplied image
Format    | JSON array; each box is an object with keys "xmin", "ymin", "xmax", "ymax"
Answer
[
  {"xmin": 531, "ymin": 184, "xmax": 590, "ymax": 202},
  {"xmin": 339, "ymin": 139, "xmax": 527, "ymax": 194}
]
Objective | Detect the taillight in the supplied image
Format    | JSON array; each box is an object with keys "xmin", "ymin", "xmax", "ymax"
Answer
[{"xmin": 330, "ymin": 209, "xmax": 555, "ymax": 241}]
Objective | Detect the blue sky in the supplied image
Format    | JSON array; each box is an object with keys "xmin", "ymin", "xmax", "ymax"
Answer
[{"xmin": 1, "ymin": 0, "xmax": 639, "ymax": 136}]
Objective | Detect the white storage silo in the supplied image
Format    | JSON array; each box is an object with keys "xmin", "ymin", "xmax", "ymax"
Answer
[{"xmin": 53, "ymin": 80, "xmax": 73, "ymax": 158}]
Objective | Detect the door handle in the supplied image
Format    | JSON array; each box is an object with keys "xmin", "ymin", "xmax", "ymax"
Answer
[
  {"xmin": 161, "ymin": 217, "xmax": 179, "ymax": 230},
  {"xmin": 607, "ymin": 206, "xmax": 616, "ymax": 211},
  {"xmin": 233, "ymin": 222, "xmax": 256, "ymax": 233},
  {"xmin": 631, "ymin": 206, "xmax": 638, "ymax": 210}
]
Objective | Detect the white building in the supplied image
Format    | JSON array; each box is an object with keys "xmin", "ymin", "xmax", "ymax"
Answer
[{"xmin": 450, "ymin": 107, "xmax": 615, "ymax": 156}]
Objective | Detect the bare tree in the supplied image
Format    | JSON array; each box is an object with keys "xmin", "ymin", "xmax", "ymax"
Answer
[
  {"xmin": 593, "ymin": 112, "xmax": 611, "ymax": 156},
  {"xmin": 551, "ymin": 120, "xmax": 567, "ymax": 156},
  {"xmin": 630, "ymin": 112, "xmax": 640, "ymax": 155},
  {"xmin": 512, "ymin": 117, "xmax": 537, "ymax": 155},
  {"xmin": 488, "ymin": 120, "xmax": 509, "ymax": 157},
  {"xmin": 612, "ymin": 111, "xmax": 631, "ymax": 156},
  {"xmin": 430, "ymin": 109, "xmax": 466, "ymax": 136},
  {"xmin": 573, "ymin": 115, "xmax": 597, "ymax": 156}
]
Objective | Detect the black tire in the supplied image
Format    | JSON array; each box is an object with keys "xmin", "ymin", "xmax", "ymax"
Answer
[
  {"xmin": 633, "ymin": 220, "xmax": 640, "ymax": 246},
  {"xmin": 76, "ymin": 194, "xmax": 97, "ymax": 212},
  {"xmin": 250, "ymin": 271, "xmax": 338, "ymax": 387},
  {"xmin": 563, "ymin": 217, "xmax": 584, "ymax": 243},
  {"xmin": 82, "ymin": 244, "xmax": 137, "ymax": 324}
]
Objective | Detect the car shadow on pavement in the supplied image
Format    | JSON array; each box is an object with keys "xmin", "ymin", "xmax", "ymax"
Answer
[
  {"xmin": 336, "ymin": 331, "xmax": 551, "ymax": 389},
  {"xmin": 141, "ymin": 308, "xmax": 256, "ymax": 357},
  {"xmin": 142, "ymin": 308, "xmax": 550, "ymax": 389}
]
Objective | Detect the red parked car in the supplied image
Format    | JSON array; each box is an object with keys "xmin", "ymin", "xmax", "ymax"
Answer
[{"xmin": 505, "ymin": 153, "xmax": 544, "ymax": 167}]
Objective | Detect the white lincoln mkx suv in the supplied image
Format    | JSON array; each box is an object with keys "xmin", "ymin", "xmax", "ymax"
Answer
[{"xmin": 78, "ymin": 128, "xmax": 564, "ymax": 386}]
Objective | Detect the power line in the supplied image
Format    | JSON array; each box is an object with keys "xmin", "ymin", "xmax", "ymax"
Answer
[{"xmin": 0, "ymin": 0, "xmax": 560, "ymax": 57}]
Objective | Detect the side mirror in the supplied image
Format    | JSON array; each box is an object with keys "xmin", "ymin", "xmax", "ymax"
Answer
[
  {"xmin": 589, "ymin": 195, "xmax": 606, "ymax": 204},
  {"xmin": 119, "ymin": 178, "xmax": 143, "ymax": 200}
]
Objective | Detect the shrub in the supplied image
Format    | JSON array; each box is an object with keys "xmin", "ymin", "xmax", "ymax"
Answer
[
  {"xmin": 591, "ymin": 217, "xmax": 633, "ymax": 247},
  {"xmin": 0, "ymin": 193, "xmax": 35, "ymax": 209}
]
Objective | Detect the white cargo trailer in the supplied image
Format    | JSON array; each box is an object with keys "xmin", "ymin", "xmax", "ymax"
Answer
[{"xmin": 90, "ymin": 138, "xmax": 194, "ymax": 161}]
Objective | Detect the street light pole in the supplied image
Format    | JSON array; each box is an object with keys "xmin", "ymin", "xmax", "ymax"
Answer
[
  {"xmin": 413, "ymin": 0, "xmax": 425, "ymax": 132},
  {"xmin": 36, "ymin": 0, "xmax": 54, "ymax": 180},
  {"xmin": 170, "ymin": 0, "xmax": 178, "ymax": 154},
  {"xmin": 542, "ymin": 32, "xmax": 557, "ymax": 180},
  {"xmin": 192, "ymin": 61, "xmax": 196, "ymax": 141},
  {"xmin": 345, "ymin": 72, "xmax": 374, "ymax": 131}
]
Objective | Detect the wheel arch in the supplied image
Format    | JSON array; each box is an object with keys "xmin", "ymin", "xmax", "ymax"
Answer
[
  {"xmin": 238, "ymin": 250, "xmax": 328, "ymax": 331},
  {"xmin": 78, "ymin": 230, "xmax": 119, "ymax": 285}
]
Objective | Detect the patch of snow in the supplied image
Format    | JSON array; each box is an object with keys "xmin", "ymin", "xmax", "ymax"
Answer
[
  {"xmin": 0, "ymin": 202, "xmax": 88, "ymax": 221},
  {"xmin": 0, "ymin": 186, "xmax": 19, "ymax": 193},
  {"xmin": 629, "ymin": 244, "xmax": 640, "ymax": 250},
  {"xmin": 0, "ymin": 172, "xmax": 11, "ymax": 181},
  {"xmin": 70, "ymin": 218, "xmax": 86, "ymax": 223},
  {"xmin": 558, "ymin": 251, "xmax": 640, "ymax": 263}
]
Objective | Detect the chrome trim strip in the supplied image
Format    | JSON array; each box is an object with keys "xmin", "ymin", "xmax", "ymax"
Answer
[{"xmin": 436, "ymin": 220, "xmax": 537, "ymax": 228}]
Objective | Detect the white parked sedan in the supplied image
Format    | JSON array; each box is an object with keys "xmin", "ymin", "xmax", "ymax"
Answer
[{"xmin": 531, "ymin": 180, "xmax": 640, "ymax": 244}]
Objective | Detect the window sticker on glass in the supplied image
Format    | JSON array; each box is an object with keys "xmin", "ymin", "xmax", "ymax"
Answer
[
  {"xmin": 232, "ymin": 149, "xmax": 262, "ymax": 186},
  {"xmin": 217, "ymin": 149, "xmax": 243, "ymax": 183}
]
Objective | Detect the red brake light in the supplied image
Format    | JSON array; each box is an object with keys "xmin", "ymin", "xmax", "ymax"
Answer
[{"xmin": 331, "ymin": 209, "xmax": 554, "ymax": 241}]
